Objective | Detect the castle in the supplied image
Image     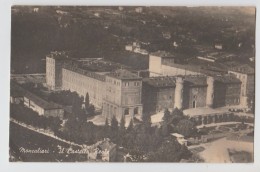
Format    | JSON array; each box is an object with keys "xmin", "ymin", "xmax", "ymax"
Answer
[{"xmin": 46, "ymin": 51, "xmax": 253, "ymax": 120}]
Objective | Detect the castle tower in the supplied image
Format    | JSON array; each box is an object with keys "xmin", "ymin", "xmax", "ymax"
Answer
[
  {"xmin": 46, "ymin": 52, "xmax": 64, "ymax": 90},
  {"xmin": 206, "ymin": 76, "xmax": 215, "ymax": 107},
  {"xmin": 174, "ymin": 77, "xmax": 184, "ymax": 109}
]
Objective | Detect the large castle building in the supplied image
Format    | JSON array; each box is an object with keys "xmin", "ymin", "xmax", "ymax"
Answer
[
  {"xmin": 142, "ymin": 75, "xmax": 241, "ymax": 113},
  {"xmin": 46, "ymin": 52, "xmax": 142, "ymax": 121},
  {"xmin": 148, "ymin": 51, "xmax": 254, "ymax": 108},
  {"xmin": 46, "ymin": 51, "xmax": 245, "ymax": 120}
]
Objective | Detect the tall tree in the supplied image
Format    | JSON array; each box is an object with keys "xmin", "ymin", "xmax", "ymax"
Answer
[
  {"xmin": 171, "ymin": 108, "xmax": 185, "ymax": 125},
  {"xmin": 147, "ymin": 137, "xmax": 191, "ymax": 162},
  {"xmin": 85, "ymin": 92, "xmax": 89, "ymax": 108},
  {"xmin": 175, "ymin": 119, "xmax": 197, "ymax": 137},
  {"xmin": 163, "ymin": 108, "xmax": 171, "ymax": 122},
  {"xmin": 119, "ymin": 115, "xmax": 126, "ymax": 133},
  {"xmin": 110, "ymin": 115, "xmax": 119, "ymax": 143},
  {"xmin": 104, "ymin": 118, "xmax": 110, "ymax": 138},
  {"xmin": 127, "ymin": 118, "xmax": 134, "ymax": 132}
]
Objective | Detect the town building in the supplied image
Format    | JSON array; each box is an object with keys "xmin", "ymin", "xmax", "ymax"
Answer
[
  {"xmin": 24, "ymin": 92, "xmax": 64, "ymax": 119},
  {"xmin": 46, "ymin": 52, "xmax": 68, "ymax": 90},
  {"xmin": 149, "ymin": 51, "xmax": 230, "ymax": 77},
  {"xmin": 102, "ymin": 69, "xmax": 143, "ymax": 121},
  {"xmin": 46, "ymin": 50, "xmax": 246, "ymax": 120},
  {"xmin": 142, "ymin": 76, "xmax": 176, "ymax": 113},
  {"xmin": 125, "ymin": 42, "xmax": 148, "ymax": 55},
  {"xmin": 213, "ymin": 75, "xmax": 242, "ymax": 108},
  {"xmin": 46, "ymin": 52, "xmax": 143, "ymax": 120},
  {"xmin": 228, "ymin": 64, "xmax": 255, "ymax": 107},
  {"xmin": 10, "ymin": 88, "xmax": 24, "ymax": 104},
  {"xmin": 142, "ymin": 75, "xmax": 241, "ymax": 113},
  {"xmin": 135, "ymin": 7, "xmax": 143, "ymax": 13}
]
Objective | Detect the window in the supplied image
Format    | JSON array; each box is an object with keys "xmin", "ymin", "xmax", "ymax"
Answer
[
  {"xmin": 124, "ymin": 108, "xmax": 129, "ymax": 115},
  {"xmin": 192, "ymin": 100, "xmax": 196, "ymax": 108},
  {"xmin": 134, "ymin": 82, "xmax": 140, "ymax": 86},
  {"xmin": 133, "ymin": 107, "xmax": 138, "ymax": 114}
]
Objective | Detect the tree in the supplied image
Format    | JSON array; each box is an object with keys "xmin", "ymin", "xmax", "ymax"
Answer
[
  {"xmin": 119, "ymin": 115, "xmax": 126, "ymax": 133},
  {"xmin": 103, "ymin": 118, "xmax": 110, "ymax": 138},
  {"xmin": 247, "ymin": 93, "xmax": 255, "ymax": 113},
  {"xmin": 163, "ymin": 108, "xmax": 171, "ymax": 122},
  {"xmin": 118, "ymin": 115, "xmax": 126, "ymax": 146},
  {"xmin": 162, "ymin": 123, "xmax": 169, "ymax": 137},
  {"xmin": 85, "ymin": 92, "xmax": 90, "ymax": 108},
  {"xmin": 175, "ymin": 119, "xmax": 197, "ymax": 137},
  {"xmin": 87, "ymin": 104, "xmax": 95, "ymax": 116},
  {"xmin": 153, "ymin": 127, "xmax": 163, "ymax": 148},
  {"xmin": 127, "ymin": 118, "xmax": 134, "ymax": 132},
  {"xmin": 171, "ymin": 108, "xmax": 185, "ymax": 125},
  {"xmin": 110, "ymin": 115, "xmax": 119, "ymax": 143},
  {"xmin": 142, "ymin": 113, "xmax": 151, "ymax": 134},
  {"xmin": 147, "ymin": 137, "xmax": 191, "ymax": 162}
]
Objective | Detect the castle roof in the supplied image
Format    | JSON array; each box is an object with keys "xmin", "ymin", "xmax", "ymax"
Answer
[
  {"xmin": 107, "ymin": 69, "xmax": 141, "ymax": 80},
  {"xmin": 214, "ymin": 74, "xmax": 242, "ymax": 84},
  {"xmin": 184, "ymin": 75, "xmax": 207, "ymax": 87},
  {"xmin": 63, "ymin": 61, "xmax": 106, "ymax": 81},
  {"xmin": 143, "ymin": 76, "xmax": 176, "ymax": 88}
]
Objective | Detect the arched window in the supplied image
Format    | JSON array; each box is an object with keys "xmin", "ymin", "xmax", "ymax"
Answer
[{"xmin": 192, "ymin": 100, "xmax": 196, "ymax": 108}]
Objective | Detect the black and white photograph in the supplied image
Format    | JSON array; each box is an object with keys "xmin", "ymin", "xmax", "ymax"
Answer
[{"xmin": 9, "ymin": 5, "xmax": 255, "ymax": 163}]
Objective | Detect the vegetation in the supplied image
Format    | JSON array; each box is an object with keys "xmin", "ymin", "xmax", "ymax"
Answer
[
  {"xmin": 11, "ymin": 7, "xmax": 255, "ymax": 74},
  {"xmin": 10, "ymin": 103, "xmax": 62, "ymax": 133}
]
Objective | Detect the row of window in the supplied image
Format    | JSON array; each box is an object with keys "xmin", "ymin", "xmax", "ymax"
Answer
[{"xmin": 124, "ymin": 81, "xmax": 141, "ymax": 87}]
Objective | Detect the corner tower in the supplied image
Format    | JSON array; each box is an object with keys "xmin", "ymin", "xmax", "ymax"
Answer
[
  {"xmin": 206, "ymin": 76, "xmax": 215, "ymax": 107},
  {"xmin": 46, "ymin": 52, "xmax": 65, "ymax": 90},
  {"xmin": 174, "ymin": 76, "xmax": 184, "ymax": 109}
]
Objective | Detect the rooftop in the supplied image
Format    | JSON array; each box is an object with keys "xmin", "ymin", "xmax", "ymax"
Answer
[
  {"xmin": 47, "ymin": 51, "xmax": 69, "ymax": 60},
  {"xmin": 107, "ymin": 69, "xmax": 141, "ymax": 80},
  {"xmin": 162, "ymin": 61, "xmax": 223, "ymax": 76},
  {"xmin": 229, "ymin": 64, "xmax": 255, "ymax": 74},
  {"xmin": 63, "ymin": 61, "xmax": 106, "ymax": 81},
  {"xmin": 143, "ymin": 76, "xmax": 176, "ymax": 88},
  {"xmin": 24, "ymin": 92, "xmax": 63, "ymax": 110},
  {"xmin": 214, "ymin": 74, "xmax": 242, "ymax": 84},
  {"xmin": 76, "ymin": 58, "xmax": 131, "ymax": 73},
  {"xmin": 150, "ymin": 50, "xmax": 175, "ymax": 58},
  {"xmin": 184, "ymin": 75, "xmax": 207, "ymax": 87},
  {"xmin": 143, "ymin": 75, "xmax": 208, "ymax": 88}
]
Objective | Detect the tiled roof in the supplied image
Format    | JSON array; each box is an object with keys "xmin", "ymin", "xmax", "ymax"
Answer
[
  {"xmin": 214, "ymin": 74, "xmax": 242, "ymax": 84},
  {"xmin": 143, "ymin": 76, "xmax": 176, "ymax": 88},
  {"xmin": 24, "ymin": 92, "xmax": 63, "ymax": 110},
  {"xmin": 229, "ymin": 64, "xmax": 255, "ymax": 74},
  {"xmin": 107, "ymin": 69, "xmax": 141, "ymax": 80},
  {"xmin": 184, "ymin": 75, "xmax": 207, "ymax": 87},
  {"xmin": 63, "ymin": 61, "xmax": 106, "ymax": 81},
  {"xmin": 150, "ymin": 50, "xmax": 174, "ymax": 58}
]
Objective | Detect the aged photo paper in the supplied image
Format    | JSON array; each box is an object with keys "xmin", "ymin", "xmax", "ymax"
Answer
[{"xmin": 9, "ymin": 6, "xmax": 255, "ymax": 163}]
